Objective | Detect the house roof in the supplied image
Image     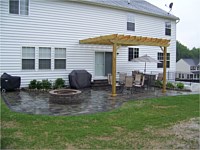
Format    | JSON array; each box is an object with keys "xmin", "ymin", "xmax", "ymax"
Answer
[
  {"xmin": 74, "ymin": 0, "xmax": 179, "ymax": 20},
  {"xmin": 80, "ymin": 34, "xmax": 170, "ymax": 47},
  {"xmin": 182, "ymin": 59, "xmax": 200, "ymax": 66}
]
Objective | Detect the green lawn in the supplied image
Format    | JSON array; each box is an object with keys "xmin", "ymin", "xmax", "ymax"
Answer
[{"xmin": 1, "ymin": 94, "xmax": 199, "ymax": 149}]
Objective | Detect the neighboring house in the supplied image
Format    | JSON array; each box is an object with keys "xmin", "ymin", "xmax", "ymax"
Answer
[
  {"xmin": 0, "ymin": 0, "xmax": 179, "ymax": 87},
  {"xmin": 176, "ymin": 58, "xmax": 200, "ymax": 79}
]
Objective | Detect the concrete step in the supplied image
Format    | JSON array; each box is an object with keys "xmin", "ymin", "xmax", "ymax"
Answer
[{"xmin": 92, "ymin": 79, "xmax": 110, "ymax": 87}]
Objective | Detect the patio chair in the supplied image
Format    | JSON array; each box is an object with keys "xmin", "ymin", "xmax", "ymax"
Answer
[
  {"xmin": 119, "ymin": 72, "xmax": 127, "ymax": 84},
  {"xmin": 143, "ymin": 74, "xmax": 156, "ymax": 91},
  {"xmin": 157, "ymin": 73, "xmax": 163, "ymax": 81},
  {"xmin": 149, "ymin": 74, "xmax": 156, "ymax": 90},
  {"xmin": 132, "ymin": 70, "xmax": 139, "ymax": 80},
  {"xmin": 122, "ymin": 76, "xmax": 133, "ymax": 94},
  {"xmin": 133, "ymin": 74, "xmax": 145, "ymax": 92},
  {"xmin": 108, "ymin": 73, "xmax": 112, "ymax": 85},
  {"xmin": 133, "ymin": 73, "xmax": 142, "ymax": 85},
  {"xmin": 107, "ymin": 74, "xmax": 121, "ymax": 89}
]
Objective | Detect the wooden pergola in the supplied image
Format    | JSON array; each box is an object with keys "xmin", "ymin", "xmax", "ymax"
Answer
[{"xmin": 80, "ymin": 34, "xmax": 170, "ymax": 97}]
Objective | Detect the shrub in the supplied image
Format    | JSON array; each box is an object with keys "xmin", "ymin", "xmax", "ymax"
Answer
[
  {"xmin": 155, "ymin": 80, "xmax": 163, "ymax": 88},
  {"xmin": 41, "ymin": 79, "xmax": 52, "ymax": 90},
  {"xmin": 166, "ymin": 82, "xmax": 175, "ymax": 89},
  {"xmin": 36, "ymin": 81, "xmax": 42, "ymax": 89},
  {"xmin": 29, "ymin": 79, "xmax": 37, "ymax": 89},
  {"xmin": 54, "ymin": 78, "xmax": 65, "ymax": 89},
  {"xmin": 176, "ymin": 82, "xmax": 184, "ymax": 89}
]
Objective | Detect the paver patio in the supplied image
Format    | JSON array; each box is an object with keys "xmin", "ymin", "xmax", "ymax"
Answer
[{"xmin": 2, "ymin": 84, "xmax": 199, "ymax": 116}]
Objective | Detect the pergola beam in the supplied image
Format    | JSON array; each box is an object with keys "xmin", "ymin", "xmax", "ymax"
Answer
[{"xmin": 79, "ymin": 34, "xmax": 170, "ymax": 47}]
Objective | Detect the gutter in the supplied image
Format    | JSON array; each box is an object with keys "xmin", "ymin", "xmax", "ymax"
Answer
[{"xmin": 68, "ymin": 0, "xmax": 180, "ymax": 21}]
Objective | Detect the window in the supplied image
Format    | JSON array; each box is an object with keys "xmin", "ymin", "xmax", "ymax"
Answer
[
  {"xmin": 197, "ymin": 65, "xmax": 200, "ymax": 70},
  {"xmin": 39, "ymin": 47, "xmax": 51, "ymax": 69},
  {"xmin": 178, "ymin": 73, "xmax": 181, "ymax": 79},
  {"xmin": 165, "ymin": 22, "xmax": 171, "ymax": 36},
  {"xmin": 127, "ymin": 14, "xmax": 135, "ymax": 31},
  {"xmin": 157, "ymin": 52, "xmax": 170, "ymax": 68},
  {"xmin": 128, "ymin": 48, "xmax": 139, "ymax": 61},
  {"xmin": 9, "ymin": 0, "xmax": 29, "ymax": 15},
  {"xmin": 190, "ymin": 74, "xmax": 193, "ymax": 79},
  {"xmin": 190, "ymin": 66, "xmax": 196, "ymax": 70},
  {"xmin": 54, "ymin": 48, "xmax": 66, "ymax": 69},
  {"xmin": 22, "ymin": 47, "xmax": 35, "ymax": 70}
]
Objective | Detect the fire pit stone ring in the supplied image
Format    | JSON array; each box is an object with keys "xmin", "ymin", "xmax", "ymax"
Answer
[{"xmin": 49, "ymin": 89, "xmax": 82, "ymax": 104}]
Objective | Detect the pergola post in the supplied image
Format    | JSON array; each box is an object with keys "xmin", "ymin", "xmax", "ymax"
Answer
[
  {"xmin": 162, "ymin": 46, "xmax": 167, "ymax": 93},
  {"xmin": 112, "ymin": 43, "xmax": 117, "ymax": 97}
]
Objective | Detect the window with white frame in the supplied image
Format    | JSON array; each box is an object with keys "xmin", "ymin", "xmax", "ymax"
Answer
[
  {"xmin": 22, "ymin": 47, "xmax": 35, "ymax": 70},
  {"xmin": 54, "ymin": 48, "xmax": 66, "ymax": 69},
  {"xmin": 197, "ymin": 65, "xmax": 200, "ymax": 70},
  {"xmin": 128, "ymin": 48, "xmax": 139, "ymax": 61},
  {"xmin": 157, "ymin": 52, "xmax": 170, "ymax": 68},
  {"xmin": 127, "ymin": 14, "xmax": 135, "ymax": 31},
  {"xmin": 9, "ymin": 0, "xmax": 29, "ymax": 15},
  {"xmin": 165, "ymin": 22, "xmax": 171, "ymax": 36},
  {"xmin": 190, "ymin": 66, "xmax": 196, "ymax": 70},
  {"xmin": 39, "ymin": 47, "xmax": 51, "ymax": 69}
]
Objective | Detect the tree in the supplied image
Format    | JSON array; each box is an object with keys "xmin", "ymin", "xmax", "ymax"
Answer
[{"xmin": 176, "ymin": 41, "xmax": 200, "ymax": 61}]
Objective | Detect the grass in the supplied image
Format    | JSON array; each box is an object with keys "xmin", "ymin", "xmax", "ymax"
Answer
[{"xmin": 1, "ymin": 94, "xmax": 199, "ymax": 149}]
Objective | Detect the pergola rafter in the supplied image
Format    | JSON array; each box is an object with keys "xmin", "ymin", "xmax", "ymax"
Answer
[
  {"xmin": 79, "ymin": 34, "xmax": 170, "ymax": 96},
  {"xmin": 80, "ymin": 34, "xmax": 170, "ymax": 47}
]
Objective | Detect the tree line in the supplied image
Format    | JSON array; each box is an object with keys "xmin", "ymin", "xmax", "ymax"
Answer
[{"xmin": 176, "ymin": 41, "xmax": 200, "ymax": 62}]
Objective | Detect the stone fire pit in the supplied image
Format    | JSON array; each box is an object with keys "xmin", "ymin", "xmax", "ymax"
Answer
[{"xmin": 49, "ymin": 89, "xmax": 82, "ymax": 104}]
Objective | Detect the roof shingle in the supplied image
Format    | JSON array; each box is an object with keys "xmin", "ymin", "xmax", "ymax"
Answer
[{"xmin": 89, "ymin": 0, "xmax": 179, "ymax": 20}]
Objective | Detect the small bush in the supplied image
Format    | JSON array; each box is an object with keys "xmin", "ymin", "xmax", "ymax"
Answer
[
  {"xmin": 176, "ymin": 82, "xmax": 184, "ymax": 89},
  {"xmin": 29, "ymin": 79, "xmax": 37, "ymax": 89},
  {"xmin": 155, "ymin": 80, "xmax": 163, "ymax": 88},
  {"xmin": 42, "ymin": 79, "xmax": 52, "ymax": 90},
  {"xmin": 166, "ymin": 82, "xmax": 175, "ymax": 89},
  {"xmin": 54, "ymin": 78, "xmax": 65, "ymax": 89},
  {"xmin": 36, "ymin": 81, "xmax": 42, "ymax": 89}
]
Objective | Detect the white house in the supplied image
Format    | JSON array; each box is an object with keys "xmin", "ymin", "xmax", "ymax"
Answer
[
  {"xmin": 176, "ymin": 58, "xmax": 200, "ymax": 79},
  {"xmin": 0, "ymin": 0, "xmax": 179, "ymax": 87}
]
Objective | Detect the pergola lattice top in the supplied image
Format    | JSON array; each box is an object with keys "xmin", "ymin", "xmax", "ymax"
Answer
[{"xmin": 79, "ymin": 34, "xmax": 170, "ymax": 47}]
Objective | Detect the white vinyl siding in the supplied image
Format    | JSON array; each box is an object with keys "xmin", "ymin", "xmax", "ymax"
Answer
[
  {"xmin": 54, "ymin": 48, "xmax": 66, "ymax": 69},
  {"xmin": 0, "ymin": 0, "xmax": 177, "ymax": 86},
  {"xmin": 22, "ymin": 47, "xmax": 35, "ymax": 70},
  {"xmin": 39, "ymin": 47, "xmax": 51, "ymax": 69}
]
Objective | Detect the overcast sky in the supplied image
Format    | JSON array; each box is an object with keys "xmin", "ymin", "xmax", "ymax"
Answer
[{"xmin": 145, "ymin": 0, "xmax": 200, "ymax": 49}]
